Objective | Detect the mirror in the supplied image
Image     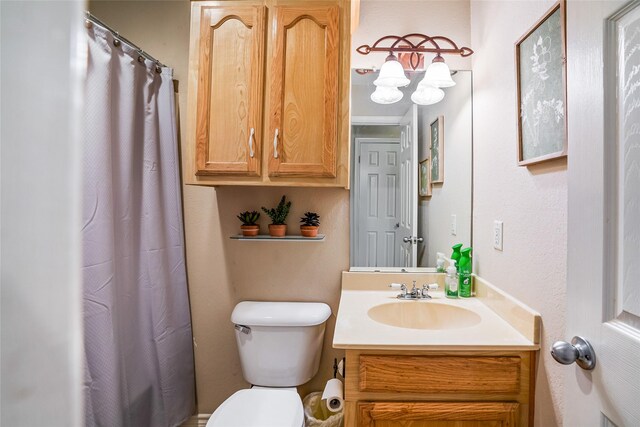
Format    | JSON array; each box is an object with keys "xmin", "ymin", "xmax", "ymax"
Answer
[{"xmin": 349, "ymin": 69, "xmax": 473, "ymax": 269}]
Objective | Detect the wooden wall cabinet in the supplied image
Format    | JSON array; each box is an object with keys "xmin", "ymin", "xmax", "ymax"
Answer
[
  {"xmin": 186, "ymin": 0, "xmax": 351, "ymax": 187},
  {"xmin": 344, "ymin": 350, "xmax": 536, "ymax": 427}
]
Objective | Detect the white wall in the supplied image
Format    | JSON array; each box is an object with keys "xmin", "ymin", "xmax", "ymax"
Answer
[
  {"xmin": 417, "ymin": 71, "xmax": 473, "ymax": 267},
  {"xmin": 471, "ymin": 1, "xmax": 567, "ymax": 425},
  {"xmin": 1, "ymin": 1, "xmax": 84, "ymax": 425}
]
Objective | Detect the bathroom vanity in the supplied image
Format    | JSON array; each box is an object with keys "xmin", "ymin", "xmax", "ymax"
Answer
[{"xmin": 334, "ymin": 272, "xmax": 540, "ymax": 427}]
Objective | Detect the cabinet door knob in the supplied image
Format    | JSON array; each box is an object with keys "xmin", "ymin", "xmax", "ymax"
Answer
[
  {"xmin": 248, "ymin": 127, "xmax": 255, "ymax": 158},
  {"xmin": 273, "ymin": 128, "xmax": 279, "ymax": 159}
]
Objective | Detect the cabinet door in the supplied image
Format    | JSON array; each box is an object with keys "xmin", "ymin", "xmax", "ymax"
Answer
[
  {"xmin": 268, "ymin": 4, "xmax": 339, "ymax": 178},
  {"xmin": 358, "ymin": 402, "xmax": 519, "ymax": 427},
  {"xmin": 195, "ymin": 5, "xmax": 265, "ymax": 176}
]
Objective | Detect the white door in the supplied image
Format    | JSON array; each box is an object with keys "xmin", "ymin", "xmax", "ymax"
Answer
[
  {"xmin": 355, "ymin": 139, "xmax": 401, "ymax": 267},
  {"xmin": 563, "ymin": 1, "xmax": 640, "ymax": 425},
  {"xmin": 398, "ymin": 105, "xmax": 418, "ymax": 267}
]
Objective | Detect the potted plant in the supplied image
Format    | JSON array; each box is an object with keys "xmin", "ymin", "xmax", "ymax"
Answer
[
  {"xmin": 237, "ymin": 210, "xmax": 260, "ymax": 236},
  {"xmin": 300, "ymin": 212, "xmax": 320, "ymax": 237},
  {"xmin": 261, "ymin": 195, "xmax": 291, "ymax": 237}
]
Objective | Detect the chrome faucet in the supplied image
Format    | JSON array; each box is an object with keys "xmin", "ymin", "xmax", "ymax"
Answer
[{"xmin": 389, "ymin": 281, "xmax": 438, "ymax": 300}]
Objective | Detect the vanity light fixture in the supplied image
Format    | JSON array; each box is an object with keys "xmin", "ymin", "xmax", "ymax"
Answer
[
  {"xmin": 371, "ymin": 85, "xmax": 404, "ymax": 104},
  {"xmin": 411, "ymin": 84, "xmax": 444, "ymax": 106},
  {"xmin": 422, "ymin": 54, "xmax": 456, "ymax": 88},
  {"xmin": 357, "ymin": 33, "xmax": 473, "ymax": 105},
  {"xmin": 373, "ymin": 53, "xmax": 410, "ymax": 88}
]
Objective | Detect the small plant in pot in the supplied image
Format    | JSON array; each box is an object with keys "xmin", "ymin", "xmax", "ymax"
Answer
[
  {"xmin": 300, "ymin": 212, "xmax": 320, "ymax": 237},
  {"xmin": 261, "ymin": 195, "xmax": 291, "ymax": 237},
  {"xmin": 237, "ymin": 210, "xmax": 261, "ymax": 236}
]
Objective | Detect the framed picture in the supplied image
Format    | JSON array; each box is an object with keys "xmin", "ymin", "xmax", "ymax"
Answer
[
  {"xmin": 430, "ymin": 116, "xmax": 444, "ymax": 184},
  {"xmin": 515, "ymin": 0, "xmax": 567, "ymax": 166},
  {"xmin": 419, "ymin": 158, "xmax": 432, "ymax": 197}
]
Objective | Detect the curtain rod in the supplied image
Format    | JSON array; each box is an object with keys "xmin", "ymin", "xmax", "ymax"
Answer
[{"xmin": 84, "ymin": 11, "xmax": 167, "ymax": 68}]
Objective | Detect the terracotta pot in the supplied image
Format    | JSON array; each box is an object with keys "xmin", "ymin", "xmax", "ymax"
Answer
[
  {"xmin": 268, "ymin": 224, "xmax": 287, "ymax": 237},
  {"xmin": 300, "ymin": 225, "xmax": 319, "ymax": 237},
  {"xmin": 240, "ymin": 225, "xmax": 259, "ymax": 237}
]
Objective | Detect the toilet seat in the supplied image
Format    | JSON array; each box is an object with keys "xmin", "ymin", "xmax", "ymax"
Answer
[{"xmin": 206, "ymin": 388, "xmax": 304, "ymax": 427}]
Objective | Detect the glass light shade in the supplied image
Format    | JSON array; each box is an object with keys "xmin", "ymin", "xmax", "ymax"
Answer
[
  {"xmin": 411, "ymin": 85, "xmax": 445, "ymax": 105},
  {"xmin": 371, "ymin": 86, "xmax": 403, "ymax": 104},
  {"xmin": 373, "ymin": 56, "xmax": 410, "ymax": 87},
  {"xmin": 423, "ymin": 60, "xmax": 456, "ymax": 88}
]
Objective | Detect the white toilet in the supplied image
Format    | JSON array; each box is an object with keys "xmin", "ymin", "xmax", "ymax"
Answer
[{"xmin": 206, "ymin": 301, "xmax": 332, "ymax": 427}]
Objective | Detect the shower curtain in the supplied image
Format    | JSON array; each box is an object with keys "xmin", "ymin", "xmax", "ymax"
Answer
[{"xmin": 82, "ymin": 24, "xmax": 195, "ymax": 427}]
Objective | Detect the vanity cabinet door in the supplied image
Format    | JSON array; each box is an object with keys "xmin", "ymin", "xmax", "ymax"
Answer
[
  {"xmin": 194, "ymin": 5, "xmax": 265, "ymax": 176},
  {"xmin": 357, "ymin": 402, "xmax": 519, "ymax": 427},
  {"xmin": 267, "ymin": 4, "xmax": 340, "ymax": 178}
]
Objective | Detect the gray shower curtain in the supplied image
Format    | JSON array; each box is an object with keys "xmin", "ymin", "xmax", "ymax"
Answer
[{"xmin": 82, "ymin": 24, "xmax": 195, "ymax": 427}]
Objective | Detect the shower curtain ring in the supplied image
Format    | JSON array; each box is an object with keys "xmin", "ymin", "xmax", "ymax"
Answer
[{"xmin": 113, "ymin": 38, "xmax": 121, "ymax": 47}]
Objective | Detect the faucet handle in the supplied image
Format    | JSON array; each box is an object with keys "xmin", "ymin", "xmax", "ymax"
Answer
[
  {"xmin": 421, "ymin": 283, "xmax": 439, "ymax": 299},
  {"xmin": 389, "ymin": 283, "xmax": 407, "ymax": 296}
]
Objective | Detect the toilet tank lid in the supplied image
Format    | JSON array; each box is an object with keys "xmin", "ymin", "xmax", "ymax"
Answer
[{"xmin": 232, "ymin": 301, "xmax": 331, "ymax": 327}]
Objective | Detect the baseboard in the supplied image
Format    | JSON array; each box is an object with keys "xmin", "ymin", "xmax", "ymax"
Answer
[{"xmin": 180, "ymin": 413, "xmax": 211, "ymax": 427}]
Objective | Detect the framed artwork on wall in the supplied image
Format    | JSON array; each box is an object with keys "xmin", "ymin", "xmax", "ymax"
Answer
[
  {"xmin": 515, "ymin": 0, "xmax": 567, "ymax": 166},
  {"xmin": 419, "ymin": 158, "xmax": 432, "ymax": 197},
  {"xmin": 430, "ymin": 116, "xmax": 444, "ymax": 184}
]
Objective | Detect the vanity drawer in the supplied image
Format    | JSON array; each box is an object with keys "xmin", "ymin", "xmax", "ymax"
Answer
[
  {"xmin": 357, "ymin": 401, "xmax": 520, "ymax": 427},
  {"xmin": 359, "ymin": 355, "xmax": 521, "ymax": 395}
]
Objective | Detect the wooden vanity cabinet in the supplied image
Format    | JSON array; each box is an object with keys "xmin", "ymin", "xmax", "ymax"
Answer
[
  {"xmin": 186, "ymin": 0, "xmax": 351, "ymax": 187},
  {"xmin": 344, "ymin": 350, "xmax": 536, "ymax": 427}
]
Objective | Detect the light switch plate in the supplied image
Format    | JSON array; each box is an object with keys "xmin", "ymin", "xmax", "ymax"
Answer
[
  {"xmin": 493, "ymin": 220, "xmax": 503, "ymax": 251},
  {"xmin": 450, "ymin": 214, "xmax": 457, "ymax": 236}
]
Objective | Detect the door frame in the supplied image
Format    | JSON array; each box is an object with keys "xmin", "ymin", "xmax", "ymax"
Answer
[{"xmin": 351, "ymin": 137, "xmax": 401, "ymax": 267}]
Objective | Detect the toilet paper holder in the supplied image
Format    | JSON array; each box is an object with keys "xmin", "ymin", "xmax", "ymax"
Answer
[{"xmin": 333, "ymin": 357, "xmax": 345, "ymax": 378}]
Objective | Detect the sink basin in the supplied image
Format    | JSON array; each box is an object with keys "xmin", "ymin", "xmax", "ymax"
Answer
[{"xmin": 367, "ymin": 301, "xmax": 482, "ymax": 330}]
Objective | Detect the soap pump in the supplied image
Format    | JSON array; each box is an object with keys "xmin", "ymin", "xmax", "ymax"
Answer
[
  {"xmin": 445, "ymin": 264, "xmax": 458, "ymax": 298},
  {"xmin": 436, "ymin": 252, "xmax": 446, "ymax": 273},
  {"xmin": 451, "ymin": 244, "xmax": 463, "ymax": 271}
]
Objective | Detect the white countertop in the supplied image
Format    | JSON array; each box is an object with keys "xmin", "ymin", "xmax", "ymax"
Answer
[{"xmin": 333, "ymin": 288, "xmax": 539, "ymax": 351}]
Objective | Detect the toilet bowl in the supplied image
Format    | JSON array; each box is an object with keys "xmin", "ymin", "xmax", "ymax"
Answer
[{"xmin": 206, "ymin": 301, "xmax": 331, "ymax": 427}]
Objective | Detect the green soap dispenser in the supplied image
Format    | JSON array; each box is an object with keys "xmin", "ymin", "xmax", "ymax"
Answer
[
  {"xmin": 458, "ymin": 247, "xmax": 472, "ymax": 298},
  {"xmin": 450, "ymin": 244, "xmax": 463, "ymax": 270}
]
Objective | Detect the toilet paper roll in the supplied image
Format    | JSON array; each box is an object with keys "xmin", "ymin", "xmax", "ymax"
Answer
[{"xmin": 321, "ymin": 378, "xmax": 344, "ymax": 413}]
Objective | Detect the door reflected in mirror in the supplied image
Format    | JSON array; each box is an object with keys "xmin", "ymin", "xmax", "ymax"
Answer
[{"xmin": 350, "ymin": 69, "xmax": 473, "ymax": 269}]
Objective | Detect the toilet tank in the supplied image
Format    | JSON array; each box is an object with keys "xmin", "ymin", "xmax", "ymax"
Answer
[{"xmin": 231, "ymin": 301, "xmax": 331, "ymax": 387}]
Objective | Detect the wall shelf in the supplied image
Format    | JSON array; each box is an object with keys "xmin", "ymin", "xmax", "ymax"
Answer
[{"xmin": 230, "ymin": 234, "xmax": 325, "ymax": 241}]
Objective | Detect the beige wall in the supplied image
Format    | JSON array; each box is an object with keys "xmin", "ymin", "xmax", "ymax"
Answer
[
  {"xmin": 470, "ymin": 1, "xmax": 567, "ymax": 426},
  {"xmin": 89, "ymin": 0, "xmax": 349, "ymax": 414}
]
